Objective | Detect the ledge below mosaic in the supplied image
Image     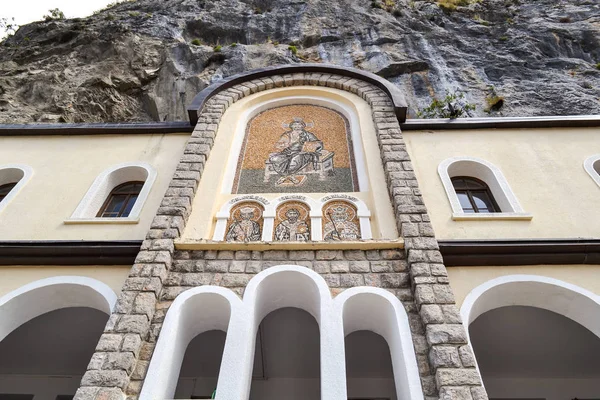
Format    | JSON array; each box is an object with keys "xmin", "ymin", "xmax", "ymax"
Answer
[{"xmin": 174, "ymin": 239, "xmax": 404, "ymax": 251}]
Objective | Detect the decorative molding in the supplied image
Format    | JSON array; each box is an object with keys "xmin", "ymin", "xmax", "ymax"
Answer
[
  {"xmin": 0, "ymin": 122, "xmax": 194, "ymax": 136},
  {"xmin": 438, "ymin": 156, "xmax": 527, "ymax": 216},
  {"xmin": 0, "ymin": 240, "xmax": 142, "ymax": 265},
  {"xmin": 400, "ymin": 115, "xmax": 600, "ymax": 130},
  {"xmin": 140, "ymin": 265, "xmax": 422, "ymax": 400},
  {"xmin": 187, "ymin": 63, "xmax": 408, "ymax": 126},
  {"xmin": 67, "ymin": 162, "xmax": 157, "ymax": 222},
  {"xmin": 0, "ymin": 275, "xmax": 117, "ymax": 342},
  {"xmin": 0, "ymin": 164, "xmax": 34, "ymax": 215},
  {"xmin": 584, "ymin": 154, "xmax": 600, "ymax": 189}
]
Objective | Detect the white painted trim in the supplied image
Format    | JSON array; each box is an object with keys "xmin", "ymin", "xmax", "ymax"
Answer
[
  {"xmin": 141, "ymin": 265, "xmax": 422, "ymax": 400},
  {"xmin": 0, "ymin": 276, "xmax": 117, "ymax": 342},
  {"xmin": 0, "ymin": 164, "xmax": 33, "ymax": 215},
  {"xmin": 584, "ymin": 154, "xmax": 600, "ymax": 188},
  {"xmin": 451, "ymin": 212, "xmax": 532, "ymax": 221},
  {"xmin": 460, "ymin": 274, "xmax": 600, "ymax": 390},
  {"xmin": 333, "ymin": 288, "xmax": 424, "ymax": 400},
  {"xmin": 438, "ymin": 156, "xmax": 527, "ymax": 216},
  {"xmin": 67, "ymin": 162, "xmax": 157, "ymax": 222},
  {"xmin": 220, "ymin": 94, "xmax": 369, "ymax": 194}
]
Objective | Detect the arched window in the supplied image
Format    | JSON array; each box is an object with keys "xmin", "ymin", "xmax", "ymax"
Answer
[
  {"xmin": 451, "ymin": 177, "xmax": 500, "ymax": 214},
  {"xmin": 0, "ymin": 182, "xmax": 17, "ymax": 203},
  {"xmin": 97, "ymin": 181, "xmax": 144, "ymax": 218},
  {"xmin": 584, "ymin": 155, "xmax": 600, "ymax": 188}
]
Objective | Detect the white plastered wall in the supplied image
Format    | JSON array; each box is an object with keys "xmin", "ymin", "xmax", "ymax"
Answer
[
  {"xmin": 181, "ymin": 87, "xmax": 399, "ymax": 242},
  {"xmin": 140, "ymin": 265, "xmax": 423, "ymax": 400},
  {"xmin": 403, "ymin": 127, "xmax": 600, "ymax": 240},
  {"xmin": 0, "ymin": 133, "xmax": 189, "ymax": 240}
]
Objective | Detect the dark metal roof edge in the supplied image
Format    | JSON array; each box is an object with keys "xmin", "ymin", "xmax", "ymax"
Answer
[
  {"xmin": 439, "ymin": 239, "xmax": 600, "ymax": 267},
  {"xmin": 0, "ymin": 122, "xmax": 194, "ymax": 136},
  {"xmin": 187, "ymin": 63, "xmax": 408, "ymax": 126},
  {"xmin": 0, "ymin": 240, "xmax": 142, "ymax": 265},
  {"xmin": 401, "ymin": 115, "xmax": 600, "ymax": 131}
]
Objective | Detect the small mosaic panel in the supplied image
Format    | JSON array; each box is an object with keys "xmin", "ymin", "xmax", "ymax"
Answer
[
  {"xmin": 225, "ymin": 202, "xmax": 264, "ymax": 242},
  {"xmin": 273, "ymin": 201, "xmax": 311, "ymax": 242},
  {"xmin": 322, "ymin": 200, "xmax": 360, "ymax": 241},
  {"xmin": 233, "ymin": 105, "xmax": 358, "ymax": 194}
]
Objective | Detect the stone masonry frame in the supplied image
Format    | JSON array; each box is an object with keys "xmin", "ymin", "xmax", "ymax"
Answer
[{"xmin": 75, "ymin": 70, "xmax": 487, "ymax": 400}]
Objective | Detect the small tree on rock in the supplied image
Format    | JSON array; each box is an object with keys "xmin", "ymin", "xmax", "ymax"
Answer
[
  {"xmin": 44, "ymin": 8, "xmax": 66, "ymax": 21},
  {"xmin": 417, "ymin": 91, "xmax": 476, "ymax": 119}
]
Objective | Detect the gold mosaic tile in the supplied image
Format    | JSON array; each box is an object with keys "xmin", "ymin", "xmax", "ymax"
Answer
[
  {"xmin": 233, "ymin": 105, "xmax": 358, "ymax": 194},
  {"xmin": 225, "ymin": 201, "xmax": 264, "ymax": 242},
  {"xmin": 322, "ymin": 200, "xmax": 360, "ymax": 241},
  {"xmin": 273, "ymin": 201, "xmax": 311, "ymax": 241}
]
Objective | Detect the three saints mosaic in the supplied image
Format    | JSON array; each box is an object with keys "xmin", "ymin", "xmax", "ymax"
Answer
[
  {"xmin": 225, "ymin": 200, "xmax": 361, "ymax": 243},
  {"xmin": 233, "ymin": 105, "xmax": 359, "ymax": 194}
]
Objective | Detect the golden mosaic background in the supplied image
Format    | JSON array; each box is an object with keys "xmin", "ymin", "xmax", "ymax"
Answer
[
  {"xmin": 239, "ymin": 105, "xmax": 352, "ymax": 170},
  {"xmin": 225, "ymin": 201, "xmax": 264, "ymax": 238},
  {"xmin": 273, "ymin": 201, "xmax": 312, "ymax": 241},
  {"xmin": 322, "ymin": 200, "xmax": 360, "ymax": 239}
]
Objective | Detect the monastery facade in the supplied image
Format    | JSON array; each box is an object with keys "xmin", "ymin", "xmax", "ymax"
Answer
[{"xmin": 0, "ymin": 64, "xmax": 599, "ymax": 400}]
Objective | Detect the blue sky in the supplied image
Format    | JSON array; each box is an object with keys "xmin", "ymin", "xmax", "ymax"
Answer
[{"xmin": 2, "ymin": 0, "xmax": 115, "ymax": 35}]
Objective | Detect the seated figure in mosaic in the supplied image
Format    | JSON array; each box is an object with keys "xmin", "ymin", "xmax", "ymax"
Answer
[
  {"xmin": 324, "ymin": 205, "xmax": 360, "ymax": 241},
  {"xmin": 274, "ymin": 208, "xmax": 310, "ymax": 242},
  {"xmin": 226, "ymin": 207, "xmax": 261, "ymax": 242},
  {"xmin": 269, "ymin": 118, "xmax": 323, "ymax": 185}
]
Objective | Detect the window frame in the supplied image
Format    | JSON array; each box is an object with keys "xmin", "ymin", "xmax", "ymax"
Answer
[
  {"xmin": 584, "ymin": 155, "xmax": 600, "ymax": 189},
  {"xmin": 451, "ymin": 176, "xmax": 501, "ymax": 214},
  {"xmin": 96, "ymin": 181, "xmax": 145, "ymax": 218},
  {"xmin": 0, "ymin": 182, "xmax": 17, "ymax": 203}
]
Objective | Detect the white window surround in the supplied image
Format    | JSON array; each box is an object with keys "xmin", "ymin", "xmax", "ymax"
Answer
[
  {"xmin": 460, "ymin": 274, "xmax": 600, "ymax": 388},
  {"xmin": 220, "ymin": 94, "xmax": 369, "ymax": 194},
  {"xmin": 0, "ymin": 164, "xmax": 33, "ymax": 215},
  {"xmin": 584, "ymin": 154, "xmax": 600, "ymax": 188},
  {"xmin": 66, "ymin": 162, "xmax": 157, "ymax": 224},
  {"xmin": 438, "ymin": 157, "xmax": 532, "ymax": 221},
  {"xmin": 0, "ymin": 276, "xmax": 117, "ymax": 342},
  {"xmin": 140, "ymin": 265, "xmax": 422, "ymax": 400},
  {"xmin": 212, "ymin": 194, "xmax": 372, "ymax": 241}
]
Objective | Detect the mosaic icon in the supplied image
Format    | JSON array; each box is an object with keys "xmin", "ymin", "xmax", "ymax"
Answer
[
  {"xmin": 273, "ymin": 201, "xmax": 311, "ymax": 242},
  {"xmin": 233, "ymin": 105, "xmax": 358, "ymax": 194},
  {"xmin": 225, "ymin": 202, "xmax": 264, "ymax": 242},
  {"xmin": 322, "ymin": 201, "xmax": 360, "ymax": 241}
]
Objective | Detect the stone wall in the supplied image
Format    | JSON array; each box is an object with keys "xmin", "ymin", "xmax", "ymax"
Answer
[{"xmin": 74, "ymin": 70, "xmax": 486, "ymax": 400}]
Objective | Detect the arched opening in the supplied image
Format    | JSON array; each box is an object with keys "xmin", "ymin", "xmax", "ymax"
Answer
[
  {"xmin": 462, "ymin": 275, "xmax": 600, "ymax": 400},
  {"xmin": 0, "ymin": 307, "xmax": 108, "ymax": 400},
  {"xmin": 470, "ymin": 306, "xmax": 600, "ymax": 399},
  {"xmin": 345, "ymin": 330, "xmax": 396, "ymax": 400},
  {"xmin": 174, "ymin": 330, "xmax": 227, "ymax": 399},
  {"xmin": 250, "ymin": 307, "xmax": 321, "ymax": 400},
  {"xmin": 0, "ymin": 277, "xmax": 115, "ymax": 400}
]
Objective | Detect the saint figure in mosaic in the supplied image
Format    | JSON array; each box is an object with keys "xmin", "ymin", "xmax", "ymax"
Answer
[
  {"xmin": 268, "ymin": 118, "xmax": 325, "ymax": 186},
  {"xmin": 323, "ymin": 202, "xmax": 360, "ymax": 241},
  {"xmin": 274, "ymin": 207, "xmax": 310, "ymax": 242},
  {"xmin": 226, "ymin": 206, "xmax": 262, "ymax": 242}
]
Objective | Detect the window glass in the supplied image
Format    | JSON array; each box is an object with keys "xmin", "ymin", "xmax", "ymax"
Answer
[
  {"xmin": 451, "ymin": 177, "xmax": 500, "ymax": 213},
  {"xmin": 456, "ymin": 192, "xmax": 475, "ymax": 213},
  {"xmin": 97, "ymin": 181, "xmax": 144, "ymax": 218},
  {"xmin": 0, "ymin": 182, "xmax": 17, "ymax": 202}
]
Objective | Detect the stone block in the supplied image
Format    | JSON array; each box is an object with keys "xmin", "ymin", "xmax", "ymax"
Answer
[
  {"xmin": 426, "ymin": 324, "xmax": 468, "ymax": 345},
  {"xmin": 381, "ymin": 249, "xmax": 403, "ymax": 260},
  {"xmin": 313, "ymin": 261, "xmax": 330, "ymax": 273},
  {"xmin": 289, "ymin": 250, "xmax": 315, "ymax": 260},
  {"xmin": 81, "ymin": 370, "xmax": 129, "ymax": 389},
  {"xmin": 131, "ymin": 360, "xmax": 150, "ymax": 380},
  {"xmin": 470, "ymin": 387, "xmax": 489, "ymax": 400},
  {"xmin": 262, "ymin": 250, "xmax": 288, "ymax": 260},
  {"xmin": 116, "ymin": 315, "xmax": 150, "ymax": 335},
  {"xmin": 133, "ymin": 292, "xmax": 156, "ymax": 319},
  {"xmin": 102, "ymin": 352, "xmax": 136, "ymax": 374},
  {"xmin": 370, "ymin": 261, "xmax": 392, "ymax": 272},
  {"xmin": 315, "ymin": 250, "xmax": 341, "ymax": 260},
  {"xmin": 414, "ymin": 285, "xmax": 435, "ymax": 305},
  {"xmin": 235, "ymin": 251, "xmax": 251, "ymax": 260},
  {"xmin": 459, "ymin": 345, "xmax": 476, "ymax": 368},
  {"xmin": 96, "ymin": 334, "xmax": 123, "ymax": 352},
  {"xmin": 245, "ymin": 261, "xmax": 262, "ymax": 273},
  {"xmin": 439, "ymin": 387, "xmax": 473, "ymax": 400},
  {"xmin": 340, "ymin": 274, "xmax": 364, "ymax": 287},
  {"xmin": 436, "ymin": 368, "xmax": 481, "ymax": 386},
  {"xmin": 74, "ymin": 387, "xmax": 99, "ymax": 400},
  {"xmin": 380, "ymin": 273, "xmax": 409, "ymax": 288},
  {"xmin": 349, "ymin": 261, "xmax": 370, "ymax": 273},
  {"xmin": 442, "ymin": 305, "xmax": 463, "ymax": 324},
  {"xmin": 206, "ymin": 260, "xmax": 229, "ymax": 272},
  {"xmin": 222, "ymin": 274, "xmax": 252, "ymax": 287},
  {"xmin": 121, "ymin": 334, "xmax": 142, "ymax": 357},
  {"xmin": 343, "ymin": 250, "xmax": 366, "ymax": 260},
  {"xmin": 331, "ymin": 261, "xmax": 349, "ymax": 273},
  {"xmin": 229, "ymin": 260, "xmax": 246, "ymax": 273},
  {"xmin": 433, "ymin": 284, "xmax": 456, "ymax": 304},
  {"xmin": 181, "ymin": 273, "xmax": 212, "ymax": 286},
  {"xmin": 88, "ymin": 352, "xmax": 107, "ymax": 370},
  {"xmin": 430, "ymin": 346, "xmax": 461, "ymax": 369},
  {"xmin": 421, "ymin": 304, "xmax": 444, "ymax": 324},
  {"xmin": 411, "ymin": 262, "xmax": 431, "ymax": 277}
]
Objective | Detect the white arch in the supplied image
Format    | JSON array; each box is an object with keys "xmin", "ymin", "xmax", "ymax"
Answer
[
  {"xmin": 212, "ymin": 196, "xmax": 269, "ymax": 241},
  {"xmin": 220, "ymin": 92, "xmax": 369, "ymax": 194},
  {"xmin": 0, "ymin": 276, "xmax": 117, "ymax": 342},
  {"xmin": 319, "ymin": 195, "xmax": 372, "ymax": 240},
  {"xmin": 140, "ymin": 286, "xmax": 244, "ymax": 400},
  {"xmin": 461, "ymin": 274, "xmax": 600, "ymax": 338},
  {"xmin": 0, "ymin": 164, "xmax": 34, "ymax": 215},
  {"xmin": 334, "ymin": 288, "xmax": 422, "ymax": 400},
  {"xmin": 584, "ymin": 154, "xmax": 600, "ymax": 188},
  {"xmin": 68, "ymin": 162, "xmax": 157, "ymax": 221},
  {"xmin": 438, "ymin": 157, "xmax": 531, "ymax": 219}
]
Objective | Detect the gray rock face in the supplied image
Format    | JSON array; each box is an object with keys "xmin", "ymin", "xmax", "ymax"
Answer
[{"xmin": 0, "ymin": 0, "xmax": 598, "ymax": 123}]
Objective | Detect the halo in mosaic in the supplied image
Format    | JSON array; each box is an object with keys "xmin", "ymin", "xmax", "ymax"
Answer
[
  {"xmin": 233, "ymin": 105, "xmax": 358, "ymax": 194},
  {"xmin": 273, "ymin": 201, "xmax": 311, "ymax": 242},
  {"xmin": 322, "ymin": 200, "xmax": 360, "ymax": 241},
  {"xmin": 225, "ymin": 202, "xmax": 264, "ymax": 242}
]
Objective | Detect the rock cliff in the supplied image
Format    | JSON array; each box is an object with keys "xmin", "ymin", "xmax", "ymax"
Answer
[{"xmin": 0, "ymin": 0, "xmax": 598, "ymax": 123}]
